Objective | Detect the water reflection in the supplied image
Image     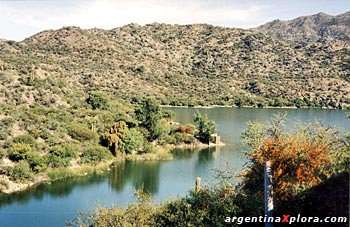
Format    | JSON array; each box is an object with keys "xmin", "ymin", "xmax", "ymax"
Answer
[
  {"xmin": 0, "ymin": 174, "xmax": 107, "ymax": 208},
  {"xmin": 196, "ymin": 147, "xmax": 215, "ymax": 169},
  {"xmin": 172, "ymin": 148, "xmax": 198, "ymax": 159},
  {"xmin": 109, "ymin": 161, "xmax": 161, "ymax": 194}
]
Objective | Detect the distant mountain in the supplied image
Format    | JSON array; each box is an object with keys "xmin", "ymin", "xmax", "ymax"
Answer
[
  {"xmin": 255, "ymin": 12, "xmax": 350, "ymax": 43},
  {"xmin": 0, "ymin": 15, "xmax": 349, "ymax": 109}
]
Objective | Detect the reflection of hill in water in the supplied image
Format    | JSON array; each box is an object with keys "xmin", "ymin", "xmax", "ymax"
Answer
[
  {"xmin": 109, "ymin": 161, "xmax": 161, "ymax": 194},
  {"xmin": 0, "ymin": 174, "xmax": 107, "ymax": 208}
]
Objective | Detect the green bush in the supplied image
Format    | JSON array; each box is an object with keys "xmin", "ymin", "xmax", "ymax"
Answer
[
  {"xmin": 80, "ymin": 145, "xmax": 113, "ymax": 165},
  {"xmin": 119, "ymin": 128, "xmax": 145, "ymax": 154},
  {"xmin": 0, "ymin": 117, "xmax": 15, "ymax": 128},
  {"xmin": 12, "ymin": 134, "xmax": 37, "ymax": 148},
  {"xmin": 26, "ymin": 152, "xmax": 47, "ymax": 172},
  {"xmin": 67, "ymin": 189, "xmax": 156, "ymax": 227},
  {"xmin": 48, "ymin": 144, "xmax": 77, "ymax": 168},
  {"xmin": 173, "ymin": 132, "xmax": 195, "ymax": 144},
  {"xmin": 9, "ymin": 143, "xmax": 32, "ymax": 161},
  {"xmin": 86, "ymin": 92, "xmax": 110, "ymax": 110},
  {"xmin": 67, "ymin": 123, "xmax": 98, "ymax": 142},
  {"xmin": 8, "ymin": 160, "xmax": 34, "ymax": 182},
  {"xmin": 154, "ymin": 188, "xmax": 240, "ymax": 227},
  {"xmin": 159, "ymin": 134, "xmax": 176, "ymax": 145}
]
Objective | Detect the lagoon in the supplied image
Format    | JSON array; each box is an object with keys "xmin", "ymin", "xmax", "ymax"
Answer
[{"xmin": 0, "ymin": 108, "xmax": 349, "ymax": 227}]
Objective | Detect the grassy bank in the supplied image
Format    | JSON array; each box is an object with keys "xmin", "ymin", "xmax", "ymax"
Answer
[{"xmin": 46, "ymin": 160, "xmax": 116, "ymax": 181}]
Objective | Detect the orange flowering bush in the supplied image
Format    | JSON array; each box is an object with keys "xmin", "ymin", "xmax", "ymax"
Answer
[{"xmin": 241, "ymin": 113, "xmax": 349, "ymax": 207}]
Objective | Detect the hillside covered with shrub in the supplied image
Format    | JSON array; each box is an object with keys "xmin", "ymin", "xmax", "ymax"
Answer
[{"xmin": 0, "ymin": 12, "xmax": 349, "ymax": 108}]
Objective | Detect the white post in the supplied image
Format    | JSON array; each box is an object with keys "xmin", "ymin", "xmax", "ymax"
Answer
[
  {"xmin": 195, "ymin": 177, "xmax": 201, "ymax": 192},
  {"xmin": 264, "ymin": 161, "xmax": 273, "ymax": 227}
]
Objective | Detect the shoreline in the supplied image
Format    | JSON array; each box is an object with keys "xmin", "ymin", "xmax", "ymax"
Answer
[
  {"xmin": 0, "ymin": 159, "xmax": 118, "ymax": 194},
  {"xmin": 0, "ymin": 141, "xmax": 225, "ymax": 194}
]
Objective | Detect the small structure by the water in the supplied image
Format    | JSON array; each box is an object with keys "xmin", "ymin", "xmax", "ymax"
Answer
[{"xmin": 209, "ymin": 134, "xmax": 225, "ymax": 146}]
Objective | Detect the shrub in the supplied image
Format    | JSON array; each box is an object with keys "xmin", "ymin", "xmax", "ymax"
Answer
[
  {"xmin": 176, "ymin": 124, "xmax": 194, "ymax": 134},
  {"xmin": 241, "ymin": 114, "xmax": 349, "ymax": 208},
  {"xmin": 173, "ymin": 132, "xmax": 195, "ymax": 144},
  {"xmin": 119, "ymin": 128, "xmax": 145, "ymax": 154},
  {"xmin": 154, "ymin": 187, "xmax": 240, "ymax": 227},
  {"xmin": 9, "ymin": 143, "xmax": 32, "ymax": 161},
  {"xmin": 12, "ymin": 134, "xmax": 37, "ymax": 148},
  {"xmin": 67, "ymin": 189, "xmax": 156, "ymax": 227},
  {"xmin": 27, "ymin": 152, "xmax": 47, "ymax": 172},
  {"xmin": 86, "ymin": 92, "xmax": 110, "ymax": 110},
  {"xmin": 9, "ymin": 160, "xmax": 34, "ymax": 182},
  {"xmin": 67, "ymin": 123, "xmax": 98, "ymax": 142},
  {"xmin": 80, "ymin": 145, "xmax": 113, "ymax": 165},
  {"xmin": 48, "ymin": 144, "xmax": 77, "ymax": 168},
  {"xmin": 0, "ymin": 117, "xmax": 15, "ymax": 128}
]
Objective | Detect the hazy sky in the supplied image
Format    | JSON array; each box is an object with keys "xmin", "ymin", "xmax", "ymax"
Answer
[{"xmin": 0, "ymin": 0, "xmax": 349, "ymax": 41}]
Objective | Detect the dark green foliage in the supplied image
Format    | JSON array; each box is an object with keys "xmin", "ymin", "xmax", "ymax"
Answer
[
  {"xmin": 67, "ymin": 123, "xmax": 98, "ymax": 142},
  {"xmin": 193, "ymin": 111, "xmax": 216, "ymax": 144},
  {"xmin": 8, "ymin": 160, "xmax": 34, "ymax": 182},
  {"xmin": 135, "ymin": 99, "xmax": 162, "ymax": 141},
  {"xmin": 48, "ymin": 144, "xmax": 76, "ymax": 167},
  {"xmin": 234, "ymin": 99, "xmax": 243, "ymax": 108},
  {"xmin": 80, "ymin": 145, "xmax": 112, "ymax": 165},
  {"xmin": 86, "ymin": 92, "xmax": 110, "ymax": 110}
]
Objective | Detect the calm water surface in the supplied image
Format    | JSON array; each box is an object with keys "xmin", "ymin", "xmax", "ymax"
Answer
[{"xmin": 0, "ymin": 108, "xmax": 349, "ymax": 227}]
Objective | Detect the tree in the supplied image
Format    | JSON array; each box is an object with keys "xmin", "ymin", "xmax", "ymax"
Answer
[
  {"xmin": 103, "ymin": 120, "xmax": 128, "ymax": 156},
  {"xmin": 193, "ymin": 111, "xmax": 216, "ymax": 144},
  {"xmin": 135, "ymin": 99, "xmax": 162, "ymax": 141}
]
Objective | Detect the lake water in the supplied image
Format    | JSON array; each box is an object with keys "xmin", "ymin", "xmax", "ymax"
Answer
[{"xmin": 0, "ymin": 108, "xmax": 349, "ymax": 227}]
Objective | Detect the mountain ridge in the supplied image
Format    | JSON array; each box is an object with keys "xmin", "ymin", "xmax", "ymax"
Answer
[
  {"xmin": 0, "ymin": 12, "xmax": 349, "ymax": 108},
  {"xmin": 255, "ymin": 11, "xmax": 350, "ymax": 43}
]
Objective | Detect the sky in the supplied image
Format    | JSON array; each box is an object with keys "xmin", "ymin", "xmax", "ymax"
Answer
[{"xmin": 0, "ymin": 0, "xmax": 349, "ymax": 41}]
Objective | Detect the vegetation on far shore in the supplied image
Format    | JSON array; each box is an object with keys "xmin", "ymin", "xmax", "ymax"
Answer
[{"xmin": 0, "ymin": 97, "xmax": 218, "ymax": 193}]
